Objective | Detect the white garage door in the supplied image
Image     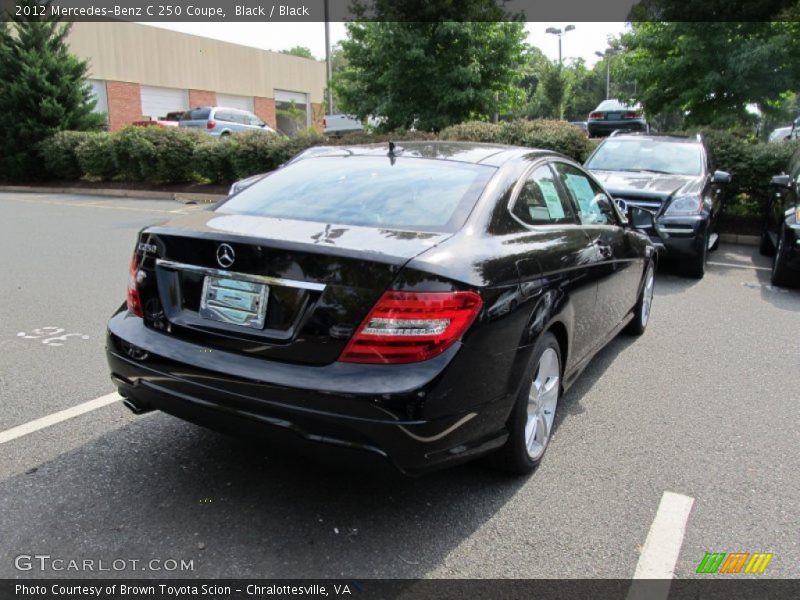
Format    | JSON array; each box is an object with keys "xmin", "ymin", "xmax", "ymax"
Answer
[
  {"xmin": 140, "ymin": 85, "xmax": 189, "ymax": 120},
  {"xmin": 217, "ymin": 93, "xmax": 255, "ymax": 113}
]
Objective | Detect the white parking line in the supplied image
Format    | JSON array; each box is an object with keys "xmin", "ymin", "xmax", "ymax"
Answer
[
  {"xmin": 0, "ymin": 393, "xmax": 122, "ymax": 444},
  {"xmin": 708, "ymin": 261, "xmax": 771, "ymax": 272},
  {"xmin": 627, "ymin": 491, "xmax": 695, "ymax": 600}
]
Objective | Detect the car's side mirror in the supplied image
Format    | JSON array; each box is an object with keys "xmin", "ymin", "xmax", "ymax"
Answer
[
  {"xmin": 629, "ymin": 206, "xmax": 656, "ymax": 230},
  {"xmin": 769, "ymin": 174, "xmax": 791, "ymax": 188},
  {"xmin": 712, "ymin": 170, "xmax": 732, "ymax": 184}
]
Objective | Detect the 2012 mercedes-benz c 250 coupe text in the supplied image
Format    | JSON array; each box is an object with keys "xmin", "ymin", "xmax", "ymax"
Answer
[{"xmin": 106, "ymin": 142, "xmax": 656, "ymax": 475}]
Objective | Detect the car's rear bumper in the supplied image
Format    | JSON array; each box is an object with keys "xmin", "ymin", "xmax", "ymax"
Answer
[
  {"xmin": 587, "ymin": 119, "xmax": 647, "ymax": 136},
  {"xmin": 106, "ymin": 310, "xmax": 510, "ymax": 475}
]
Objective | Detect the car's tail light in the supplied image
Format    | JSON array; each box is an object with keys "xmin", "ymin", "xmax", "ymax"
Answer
[
  {"xmin": 589, "ymin": 111, "xmax": 604, "ymax": 119},
  {"xmin": 207, "ymin": 119, "xmax": 216, "ymax": 129},
  {"xmin": 339, "ymin": 291, "xmax": 483, "ymax": 364},
  {"xmin": 623, "ymin": 111, "xmax": 642, "ymax": 118},
  {"xmin": 127, "ymin": 253, "xmax": 143, "ymax": 318}
]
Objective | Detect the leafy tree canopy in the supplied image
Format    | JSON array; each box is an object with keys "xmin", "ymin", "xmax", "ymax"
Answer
[
  {"xmin": 279, "ymin": 45, "xmax": 316, "ymax": 60},
  {"xmin": 333, "ymin": 20, "xmax": 527, "ymax": 131},
  {"xmin": 618, "ymin": 21, "xmax": 800, "ymax": 127}
]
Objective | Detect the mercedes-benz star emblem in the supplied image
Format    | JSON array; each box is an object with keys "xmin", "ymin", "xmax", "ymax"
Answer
[{"xmin": 216, "ymin": 243, "xmax": 235, "ymax": 268}]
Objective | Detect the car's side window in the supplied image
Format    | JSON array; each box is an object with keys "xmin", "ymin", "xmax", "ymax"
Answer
[
  {"xmin": 554, "ymin": 163, "xmax": 618, "ymax": 226},
  {"xmin": 511, "ymin": 165, "xmax": 576, "ymax": 226}
]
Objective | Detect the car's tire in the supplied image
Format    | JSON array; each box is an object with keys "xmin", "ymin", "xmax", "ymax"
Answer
[
  {"xmin": 625, "ymin": 260, "xmax": 655, "ymax": 335},
  {"xmin": 759, "ymin": 229, "xmax": 775, "ymax": 256},
  {"xmin": 683, "ymin": 231, "xmax": 708, "ymax": 279},
  {"xmin": 492, "ymin": 332, "xmax": 562, "ymax": 475},
  {"xmin": 771, "ymin": 230, "xmax": 795, "ymax": 287}
]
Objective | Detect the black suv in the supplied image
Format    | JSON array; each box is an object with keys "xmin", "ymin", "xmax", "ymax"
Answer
[
  {"xmin": 585, "ymin": 133, "xmax": 731, "ymax": 278},
  {"xmin": 760, "ymin": 147, "xmax": 800, "ymax": 287}
]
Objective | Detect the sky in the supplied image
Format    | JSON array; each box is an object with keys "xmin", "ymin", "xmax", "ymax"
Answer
[{"xmin": 145, "ymin": 22, "xmax": 628, "ymax": 67}]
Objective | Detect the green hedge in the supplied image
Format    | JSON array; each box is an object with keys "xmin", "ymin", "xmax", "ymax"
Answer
[
  {"xmin": 38, "ymin": 131, "xmax": 97, "ymax": 180},
  {"xmin": 441, "ymin": 119, "xmax": 594, "ymax": 162},
  {"xmin": 668, "ymin": 129, "xmax": 800, "ymax": 214},
  {"xmin": 74, "ymin": 133, "xmax": 117, "ymax": 181},
  {"xmin": 37, "ymin": 122, "xmax": 799, "ymax": 217}
]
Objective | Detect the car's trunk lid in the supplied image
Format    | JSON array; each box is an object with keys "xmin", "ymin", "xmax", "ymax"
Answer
[{"xmin": 134, "ymin": 211, "xmax": 450, "ymax": 366}]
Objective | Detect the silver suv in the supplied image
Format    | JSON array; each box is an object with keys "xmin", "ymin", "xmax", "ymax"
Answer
[{"xmin": 179, "ymin": 106, "xmax": 276, "ymax": 137}]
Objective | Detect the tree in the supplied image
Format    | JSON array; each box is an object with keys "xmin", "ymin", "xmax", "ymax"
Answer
[
  {"xmin": 617, "ymin": 22, "xmax": 800, "ymax": 128},
  {"xmin": 279, "ymin": 46, "xmax": 315, "ymax": 60},
  {"xmin": 333, "ymin": 13, "xmax": 527, "ymax": 131},
  {"xmin": 0, "ymin": 1, "xmax": 104, "ymax": 181}
]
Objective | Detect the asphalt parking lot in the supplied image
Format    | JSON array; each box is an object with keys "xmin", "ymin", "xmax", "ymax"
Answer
[{"xmin": 1, "ymin": 191, "xmax": 798, "ymax": 580}]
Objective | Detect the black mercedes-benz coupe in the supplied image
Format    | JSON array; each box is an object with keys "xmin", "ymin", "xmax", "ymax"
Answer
[{"xmin": 106, "ymin": 142, "xmax": 655, "ymax": 475}]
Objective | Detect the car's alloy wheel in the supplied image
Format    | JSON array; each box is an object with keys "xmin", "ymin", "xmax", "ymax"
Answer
[
  {"xmin": 626, "ymin": 260, "xmax": 655, "ymax": 335},
  {"xmin": 525, "ymin": 346, "xmax": 560, "ymax": 461},
  {"xmin": 492, "ymin": 332, "xmax": 561, "ymax": 474}
]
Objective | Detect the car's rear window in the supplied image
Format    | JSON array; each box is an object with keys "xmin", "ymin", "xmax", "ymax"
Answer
[
  {"xmin": 182, "ymin": 108, "xmax": 211, "ymax": 121},
  {"xmin": 596, "ymin": 100, "xmax": 630, "ymax": 111},
  {"xmin": 586, "ymin": 139, "xmax": 704, "ymax": 176},
  {"xmin": 218, "ymin": 156, "xmax": 496, "ymax": 232}
]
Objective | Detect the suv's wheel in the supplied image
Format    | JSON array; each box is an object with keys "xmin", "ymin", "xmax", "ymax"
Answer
[
  {"xmin": 771, "ymin": 231, "xmax": 795, "ymax": 287},
  {"xmin": 625, "ymin": 260, "xmax": 655, "ymax": 335},
  {"xmin": 493, "ymin": 332, "xmax": 561, "ymax": 475},
  {"xmin": 683, "ymin": 231, "xmax": 708, "ymax": 279}
]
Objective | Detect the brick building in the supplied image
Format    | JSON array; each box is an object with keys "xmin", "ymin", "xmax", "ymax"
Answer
[{"xmin": 67, "ymin": 22, "xmax": 327, "ymax": 133}]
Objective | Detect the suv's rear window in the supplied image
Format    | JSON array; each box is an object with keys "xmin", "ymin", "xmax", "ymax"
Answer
[
  {"xmin": 182, "ymin": 108, "xmax": 211, "ymax": 121},
  {"xmin": 218, "ymin": 156, "xmax": 495, "ymax": 232},
  {"xmin": 586, "ymin": 138, "xmax": 703, "ymax": 176}
]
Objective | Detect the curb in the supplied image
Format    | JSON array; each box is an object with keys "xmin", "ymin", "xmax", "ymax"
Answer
[
  {"xmin": 719, "ymin": 233, "xmax": 759, "ymax": 247},
  {"xmin": 0, "ymin": 185, "xmax": 225, "ymax": 204}
]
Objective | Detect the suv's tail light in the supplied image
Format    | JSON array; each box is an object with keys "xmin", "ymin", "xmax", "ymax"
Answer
[
  {"xmin": 127, "ymin": 253, "xmax": 143, "ymax": 317},
  {"xmin": 339, "ymin": 291, "xmax": 483, "ymax": 364},
  {"xmin": 589, "ymin": 111, "xmax": 604, "ymax": 119},
  {"xmin": 623, "ymin": 111, "xmax": 642, "ymax": 118},
  {"xmin": 207, "ymin": 119, "xmax": 216, "ymax": 129}
]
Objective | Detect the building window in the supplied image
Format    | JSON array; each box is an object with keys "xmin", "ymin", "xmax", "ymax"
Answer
[
  {"xmin": 274, "ymin": 90, "xmax": 309, "ymax": 137},
  {"xmin": 87, "ymin": 79, "xmax": 108, "ymax": 115}
]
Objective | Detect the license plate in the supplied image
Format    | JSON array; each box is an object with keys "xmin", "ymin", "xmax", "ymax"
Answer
[
  {"xmin": 199, "ymin": 276, "xmax": 268, "ymax": 329},
  {"xmin": 606, "ymin": 112, "xmax": 623, "ymax": 120}
]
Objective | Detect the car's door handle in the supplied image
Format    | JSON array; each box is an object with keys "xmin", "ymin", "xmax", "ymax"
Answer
[{"xmin": 594, "ymin": 239, "xmax": 613, "ymax": 258}]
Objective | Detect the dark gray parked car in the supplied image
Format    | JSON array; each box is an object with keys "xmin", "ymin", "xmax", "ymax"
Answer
[{"xmin": 585, "ymin": 133, "xmax": 731, "ymax": 278}]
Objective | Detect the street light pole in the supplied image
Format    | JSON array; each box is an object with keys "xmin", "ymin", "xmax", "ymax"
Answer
[
  {"xmin": 545, "ymin": 25, "xmax": 575, "ymax": 66},
  {"xmin": 324, "ymin": 0, "xmax": 333, "ymax": 115},
  {"xmin": 595, "ymin": 49, "xmax": 618, "ymax": 99}
]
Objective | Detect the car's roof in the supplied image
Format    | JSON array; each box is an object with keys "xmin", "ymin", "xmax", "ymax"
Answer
[{"xmin": 294, "ymin": 141, "xmax": 560, "ymax": 167}]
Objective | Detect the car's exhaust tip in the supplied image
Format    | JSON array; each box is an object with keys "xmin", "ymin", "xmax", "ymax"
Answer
[{"xmin": 122, "ymin": 397, "xmax": 153, "ymax": 415}]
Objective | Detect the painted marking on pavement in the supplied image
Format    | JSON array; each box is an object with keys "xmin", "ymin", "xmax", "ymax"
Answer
[
  {"xmin": 0, "ymin": 195, "xmax": 189, "ymax": 215},
  {"xmin": 626, "ymin": 491, "xmax": 695, "ymax": 600},
  {"xmin": 17, "ymin": 327, "xmax": 89, "ymax": 346},
  {"xmin": 708, "ymin": 261, "xmax": 771, "ymax": 272},
  {"xmin": 0, "ymin": 393, "xmax": 122, "ymax": 444}
]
